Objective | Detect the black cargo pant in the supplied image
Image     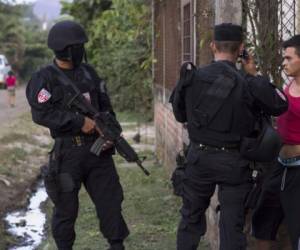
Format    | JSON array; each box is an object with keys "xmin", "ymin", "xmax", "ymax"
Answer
[
  {"xmin": 51, "ymin": 140, "xmax": 129, "ymax": 250},
  {"xmin": 177, "ymin": 144, "xmax": 252, "ymax": 250}
]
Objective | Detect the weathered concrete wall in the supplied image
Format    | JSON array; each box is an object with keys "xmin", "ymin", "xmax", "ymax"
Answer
[{"xmin": 215, "ymin": 0, "xmax": 242, "ymax": 25}]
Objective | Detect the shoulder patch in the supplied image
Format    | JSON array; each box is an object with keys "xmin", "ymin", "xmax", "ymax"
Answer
[
  {"xmin": 37, "ymin": 88, "xmax": 51, "ymax": 103},
  {"xmin": 83, "ymin": 92, "xmax": 91, "ymax": 103}
]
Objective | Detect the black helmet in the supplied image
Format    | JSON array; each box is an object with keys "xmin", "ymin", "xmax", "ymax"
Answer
[{"xmin": 47, "ymin": 20, "xmax": 88, "ymax": 51}]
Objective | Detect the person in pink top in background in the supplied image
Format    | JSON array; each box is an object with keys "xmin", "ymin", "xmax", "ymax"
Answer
[
  {"xmin": 5, "ymin": 70, "xmax": 17, "ymax": 107},
  {"xmin": 252, "ymin": 35, "xmax": 300, "ymax": 250}
]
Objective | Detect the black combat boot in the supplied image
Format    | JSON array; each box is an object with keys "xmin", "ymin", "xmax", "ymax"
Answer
[
  {"xmin": 107, "ymin": 245, "xmax": 124, "ymax": 250},
  {"xmin": 107, "ymin": 242, "xmax": 125, "ymax": 250}
]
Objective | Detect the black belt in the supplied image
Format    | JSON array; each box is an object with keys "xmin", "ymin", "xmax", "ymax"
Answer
[
  {"xmin": 192, "ymin": 142, "xmax": 239, "ymax": 152},
  {"xmin": 56, "ymin": 135, "xmax": 98, "ymax": 147}
]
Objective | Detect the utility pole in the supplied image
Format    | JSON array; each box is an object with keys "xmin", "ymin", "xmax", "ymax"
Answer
[{"xmin": 215, "ymin": 0, "xmax": 242, "ymax": 24}]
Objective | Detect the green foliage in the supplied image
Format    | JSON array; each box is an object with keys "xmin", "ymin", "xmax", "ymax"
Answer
[
  {"xmin": 0, "ymin": 2, "xmax": 50, "ymax": 80},
  {"xmin": 38, "ymin": 163, "xmax": 208, "ymax": 249},
  {"xmin": 20, "ymin": 18, "xmax": 51, "ymax": 80},
  {"xmin": 61, "ymin": 0, "xmax": 112, "ymax": 27},
  {"xmin": 39, "ymin": 161, "xmax": 210, "ymax": 249},
  {"xmin": 0, "ymin": 2, "xmax": 25, "ymax": 72},
  {"xmin": 62, "ymin": 0, "xmax": 153, "ymax": 119},
  {"xmin": 242, "ymin": 0, "xmax": 282, "ymax": 86}
]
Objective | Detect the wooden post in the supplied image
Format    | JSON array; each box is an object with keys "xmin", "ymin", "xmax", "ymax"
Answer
[{"xmin": 215, "ymin": 0, "xmax": 242, "ymax": 24}]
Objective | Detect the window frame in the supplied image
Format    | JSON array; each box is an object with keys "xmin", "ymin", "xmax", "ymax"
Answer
[{"xmin": 181, "ymin": 0, "xmax": 195, "ymax": 63}]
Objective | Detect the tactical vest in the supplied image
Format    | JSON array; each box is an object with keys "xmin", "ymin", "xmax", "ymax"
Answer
[
  {"xmin": 185, "ymin": 62, "xmax": 256, "ymax": 146},
  {"xmin": 44, "ymin": 63, "xmax": 102, "ymax": 113}
]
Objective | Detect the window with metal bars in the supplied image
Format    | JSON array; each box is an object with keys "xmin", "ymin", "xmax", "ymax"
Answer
[{"xmin": 182, "ymin": 2, "xmax": 193, "ymax": 62}]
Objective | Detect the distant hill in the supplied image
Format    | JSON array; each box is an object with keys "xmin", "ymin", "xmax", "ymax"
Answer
[{"xmin": 33, "ymin": 0, "xmax": 61, "ymax": 21}]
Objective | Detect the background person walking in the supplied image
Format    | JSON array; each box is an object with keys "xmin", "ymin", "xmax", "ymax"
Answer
[{"xmin": 5, "ymin": 70, "xmax": 17, "ymax": 107}]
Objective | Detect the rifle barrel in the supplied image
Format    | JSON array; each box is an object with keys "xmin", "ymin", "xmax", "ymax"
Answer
[{"xmin": 137, "ymin": 161, "xmax": 150, "ymax": 176}]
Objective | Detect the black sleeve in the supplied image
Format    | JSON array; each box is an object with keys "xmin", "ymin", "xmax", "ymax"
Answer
[
  {"xmin": 169, "ymin": 62, "xmax": 196, "ymax": 123},
  {"xmin": 26, "ymin": 70, "xmax": 85, "ymax": 133},
  {"xmin": 246, "ymin": 75, "xmax": 288, "ymax": 116},
  {"xmin": 169, "ymin": 82, "xmax": 187, "ymax": 123}
]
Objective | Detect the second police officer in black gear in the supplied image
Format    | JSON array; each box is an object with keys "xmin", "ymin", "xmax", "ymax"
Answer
[
  {"xmin": 170, "ymin": 23, "xmax": 288, "ymax": 250},
  {"xmin": 26, "ymin": 20, "xmax": 129, "ymax": 250}
]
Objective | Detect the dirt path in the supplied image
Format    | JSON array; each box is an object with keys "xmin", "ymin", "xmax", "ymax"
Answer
[
  {"xmin": 0, "ymin": 87, "xmax": 50, "ymax": 248},
  {"xmin": 0, "ymin": 85, "xmax": 29, "ymax": 126}
]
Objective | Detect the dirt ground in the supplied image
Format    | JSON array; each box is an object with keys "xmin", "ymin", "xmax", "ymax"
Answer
[
  {"xmin": 0, "ymin": 86, "xmax": 49, "ymax": 219},
  {"xmin": 0, "ymin": 86, "xmax": 29, "ymax": 127}
]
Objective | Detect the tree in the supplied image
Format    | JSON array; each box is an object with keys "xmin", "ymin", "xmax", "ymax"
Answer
[
  {"xmin": 0, "ymin": 2, "xmax": 50, "ymax": 80},
  {"xmin": 62, "ymin": 0, "xmax": 153, "ymax": 118},
  {"xmin": 0, "ymin": 2, "xmax": 25, "ymax": 73},
  {"xmin": 61, "ymin": 0, "xmax": 112, "ymax": 28},
  {"xmin": 243, "ymin": 0, "xmax": 282, "ymax": 86}
]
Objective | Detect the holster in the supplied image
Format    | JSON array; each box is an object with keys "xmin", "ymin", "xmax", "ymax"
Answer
[
  {"xmin": 41, "ymin": 139, "xmax": 63, "ymax": 204},
  {"xmin": 171, "ymin": 147, "xmax": 189, "ymax": 197},
  {"xmin": 42, "ymin": 164, "xmax": 60, "ymax": 204}
]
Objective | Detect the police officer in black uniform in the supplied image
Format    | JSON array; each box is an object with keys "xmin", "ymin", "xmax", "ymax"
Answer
[
  {"xmin": 26, "ymin": 20, "xmax": 129, "ymax": 250},
  {"xmin": 170, "ymin": 23, "xmax": 288, "ymax": 250}
]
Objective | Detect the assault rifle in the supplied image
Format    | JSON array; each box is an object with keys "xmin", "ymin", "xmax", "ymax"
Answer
[{"xmin": 52, "ymin": 65, "xmax": 150, "ymax": 176}]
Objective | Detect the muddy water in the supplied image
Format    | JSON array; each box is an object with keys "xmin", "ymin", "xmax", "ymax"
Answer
[
  {"xmin": 3, "ymin": 123, "xmax": 155, "ymax": 249},
  {"xmin": 5, "ymin": 181, "xmax": 48, "ymax": 250}
]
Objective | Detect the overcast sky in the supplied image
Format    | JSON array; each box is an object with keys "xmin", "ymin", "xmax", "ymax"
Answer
[
  {"xmin": 9, "ymin": 0, "xmax": 36, "ymax": 4},
  {"xmin": 9, "ymin": 0, "xmax": 72, "ymax": 6}
]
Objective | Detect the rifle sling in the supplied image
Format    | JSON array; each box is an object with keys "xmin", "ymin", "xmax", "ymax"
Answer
[{"xmin": 50, "ymin": 64, "xmax": 98, "ymax": 115}]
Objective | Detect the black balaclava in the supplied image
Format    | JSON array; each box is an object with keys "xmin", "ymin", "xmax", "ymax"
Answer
[
  {"xmin": 70, "ymin": 44, "xmax": 85, "ymax": 68},
  {"xmin": 54, "ymin": 44, "xmax": 86, "ymax": 68}
]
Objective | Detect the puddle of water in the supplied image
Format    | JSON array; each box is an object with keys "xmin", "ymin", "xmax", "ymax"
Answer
[{"xmin": 5, "ymin": 181, "xmax": 48, "ymax": 250}]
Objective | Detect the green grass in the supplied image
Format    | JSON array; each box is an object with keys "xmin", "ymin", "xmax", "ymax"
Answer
[
  {"xmin": 0, "ymin": 112, "xmax": 51, "ymax": 249},
  {"xmin": 0, "ymin": 133, "xmax": 30, "ymax": 144},
  {"xmin": 0, "ymin": 225, "xmax": 17, "ymax": 250},
  {"xmin": 0, "ymin": 148, "xmax": 28, "ymax": 176},
  {"xmin": 116, "ymin": 111, "xmax": 151, "ymax": 124},
  {"xmin": 16, "ymin": 112, "xmax": 209, "ymax": 250},
  {"xmin": 0, "ymin": 117, "xmax": 49, "ymax": 177},
  {"xmin": 112, "ymin": 149, "xmax": 155, "ymax": 166},
  {"xmin": 38, "ymin": 160, "xmax": 210, "ymax": 250},
  {"xmin": 120, "ymin": 165, "xmax": 180, "ymax": 250}
]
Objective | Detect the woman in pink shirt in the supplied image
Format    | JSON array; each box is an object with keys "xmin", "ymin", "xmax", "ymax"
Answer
[{"xmin": 5, "ymin": 70, "xmax": 17, "ymax": 107}]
